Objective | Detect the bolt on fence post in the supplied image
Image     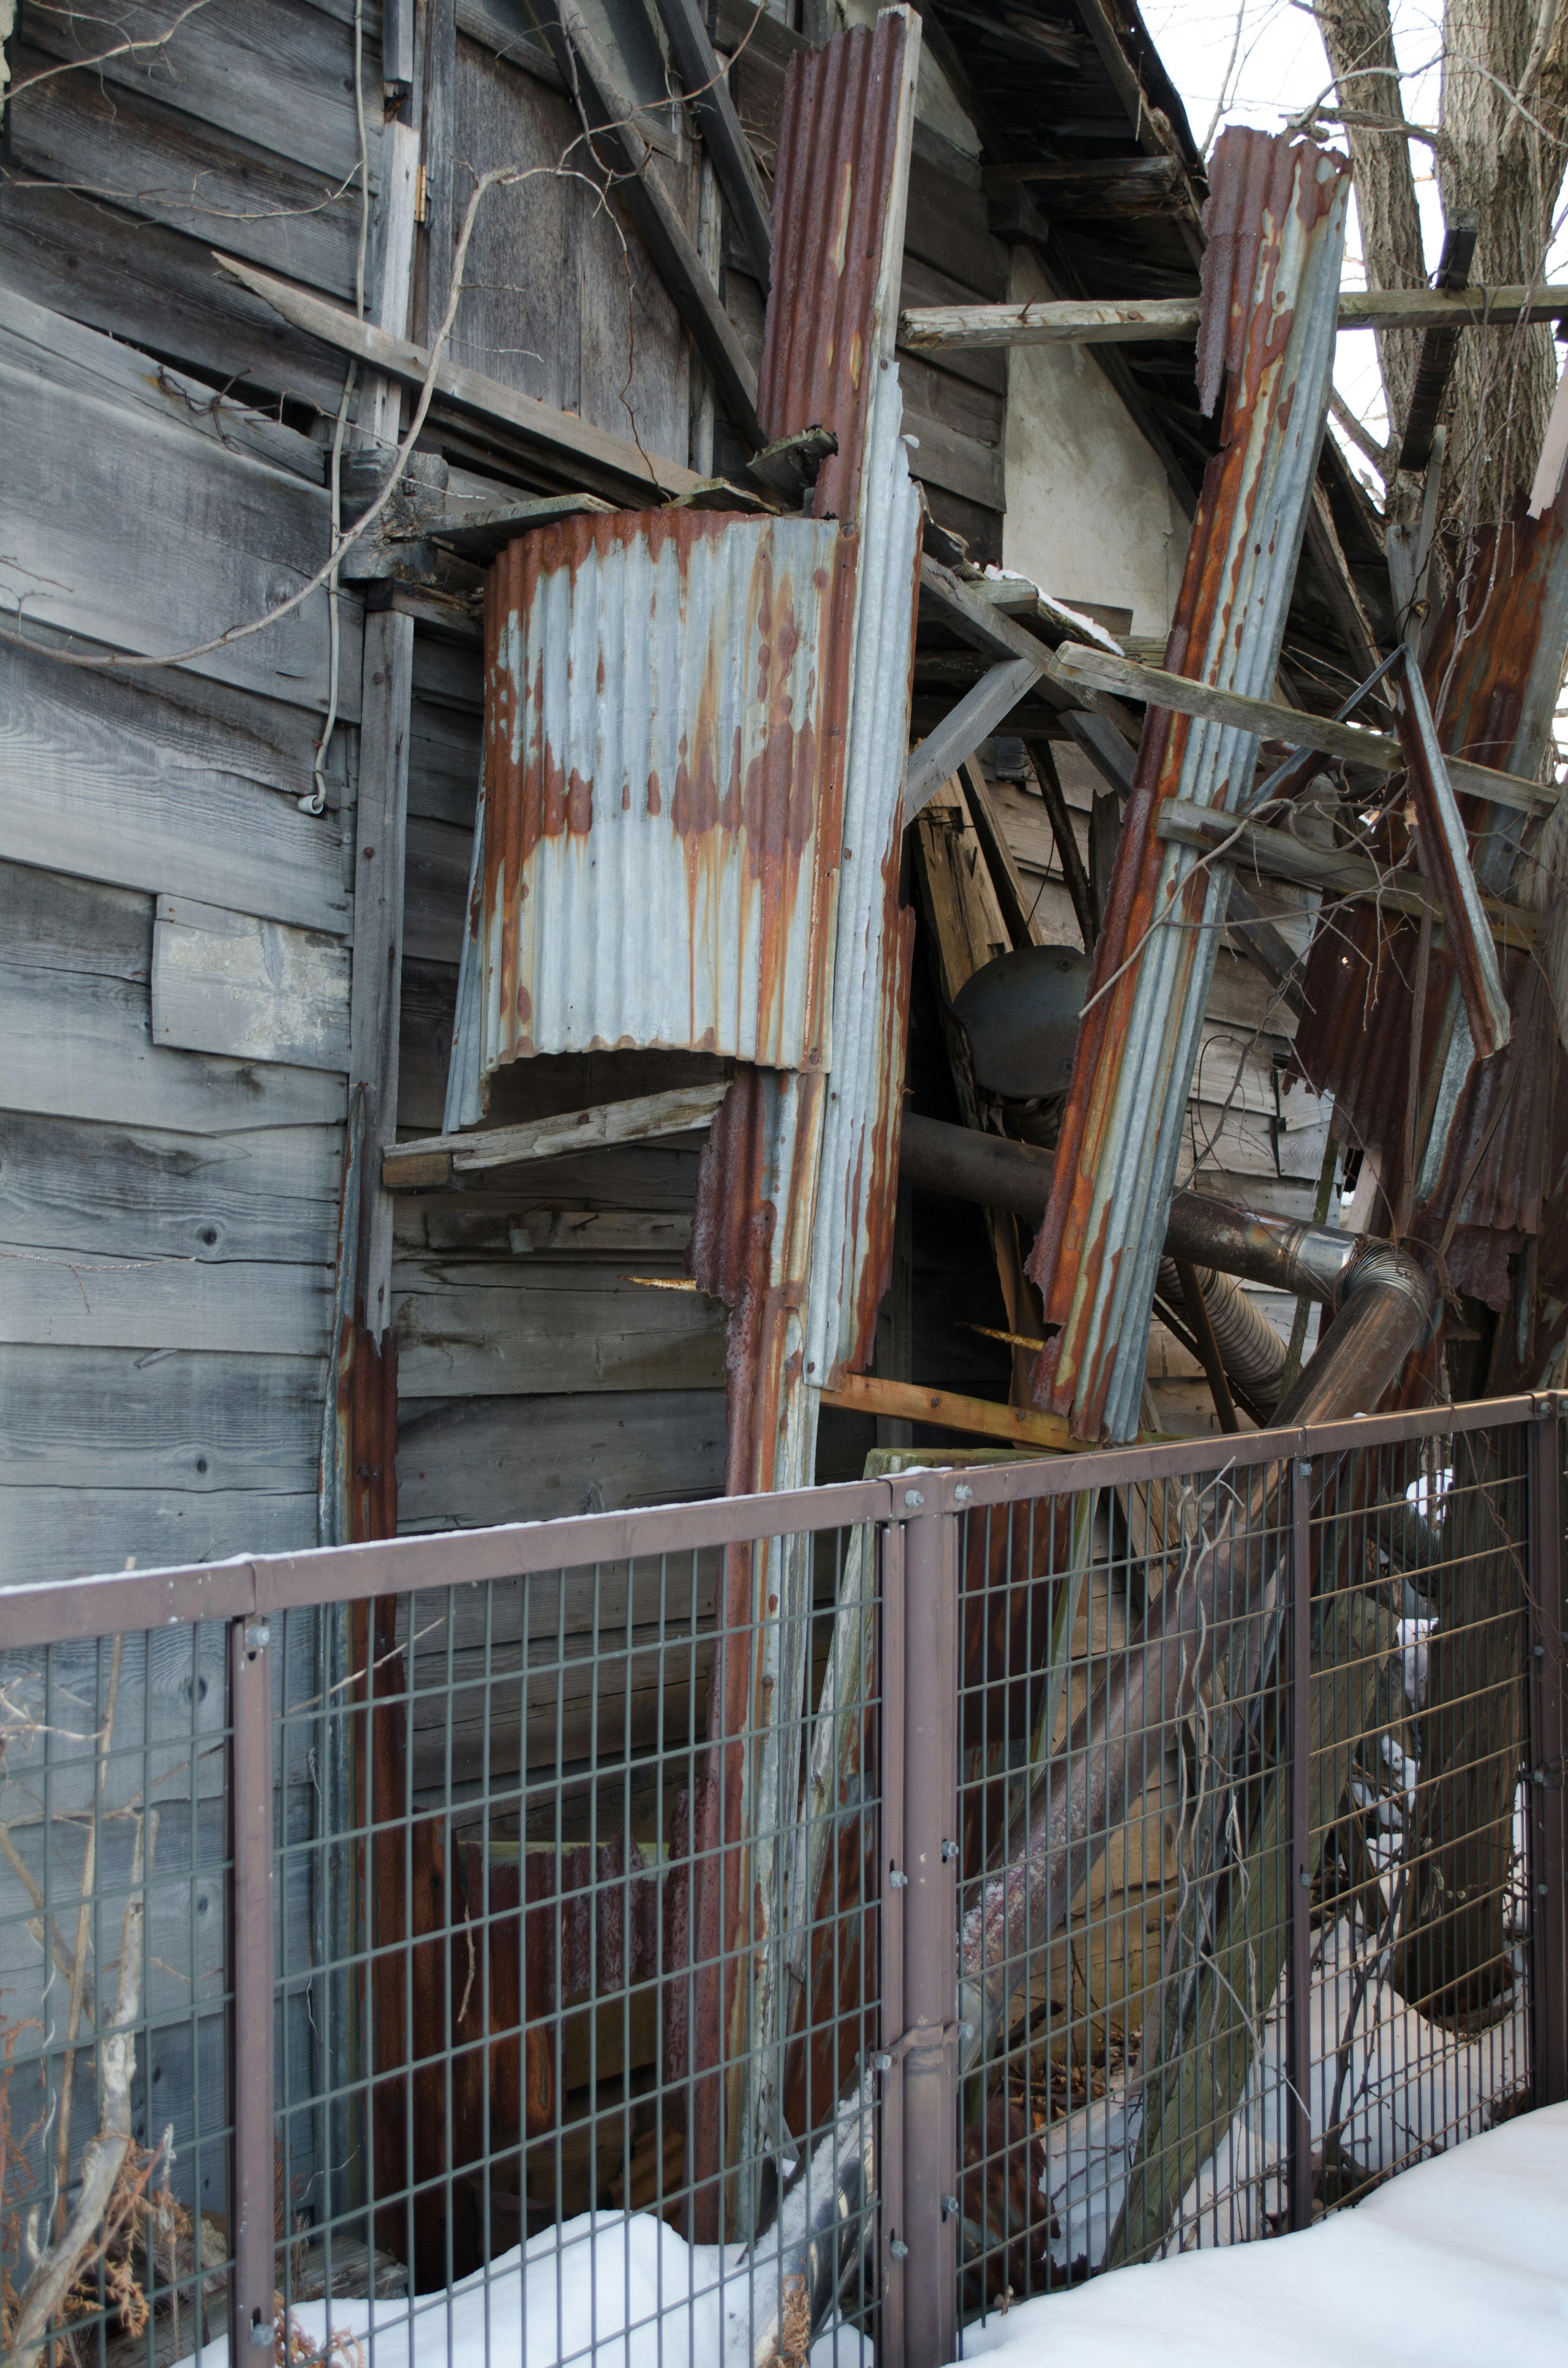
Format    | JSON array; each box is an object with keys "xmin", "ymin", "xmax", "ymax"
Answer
[
  {"xmin": 1286, "ymin": 1454, "xmax": 1313, "ymax": 2232},
  {"xmin": 230, "ymin": 1612, "xmax": 276, "ymax": 2363},
  {"xmin": 1527, "ymin": 1397, "xmax": 1568, "ymax": 2108},
  {"xmin": 897, "ymin": 1487, "xmax": 960, "ymax": 2368}
]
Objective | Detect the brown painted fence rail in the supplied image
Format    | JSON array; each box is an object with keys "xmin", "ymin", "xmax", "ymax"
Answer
[{"xmin": 0, "ymin": 1398, "xmax": 1562, "ymax": 2368}]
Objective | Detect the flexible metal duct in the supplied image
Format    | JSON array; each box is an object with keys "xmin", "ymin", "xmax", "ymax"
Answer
[{"xmin": 1155, "ymin": 1254, "xmax": 1289, "ymax": 1408}]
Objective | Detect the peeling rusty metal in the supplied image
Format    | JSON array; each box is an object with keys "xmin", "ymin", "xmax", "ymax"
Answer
[
  {"xmin": 475, "ymin": 511, "xmax": 849, "ymax": 1081},
  {"xmin": 1026, "ymin": 128, "xmax": 1352, "ymax": 1442}
]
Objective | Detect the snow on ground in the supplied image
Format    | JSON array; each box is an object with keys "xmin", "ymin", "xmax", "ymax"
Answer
[
  {"xmin": 1042, "ymin": 1912, "xmax": 1527, "ymax": 2266},
  {"xmin": 960, "ymin": 2100, "xmax": 1568, "ymax": 2368},
  {"xmin": 169, "ymin": 2216, "xmax": 870, "ymax": 2368}
]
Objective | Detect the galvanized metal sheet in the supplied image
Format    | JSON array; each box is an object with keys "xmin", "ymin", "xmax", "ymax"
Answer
[
  {"xmin": 478, "ymin": 508, "xmax": 846, "ymax": 1078},
  {"xmin": 1027, "ymin": 128, "xmax": 1352, "ymax": 1443}
]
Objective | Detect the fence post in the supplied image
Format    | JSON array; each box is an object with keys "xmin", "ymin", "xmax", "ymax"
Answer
[
  {"xmin": 230, "ymin": 1611, "xmax": 276, "ymax": 2362},
  {"xmin": 896, "ymin": 1485, "xmax": 960, "ymax": 2368},
  {"xmin": 1527, "ymin": 1396, "xmax": 1567, "ymax": 2108},
  {"xmin": 1286, "ymin": 1453, "xmax": 1313, "ymax": 2232}
]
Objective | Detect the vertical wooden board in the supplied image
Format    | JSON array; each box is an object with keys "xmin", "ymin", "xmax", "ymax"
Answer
[
  {"xmin": 151, "ymin": 896, "xmax": 351, "ymax": 1070},
  {"xmin": 402, "ymin": 816, "xmax": 473, "ymax": 965},
  {"xmin": 352, "ymin": 609, "xmax": 416, "ymax": 1339},
  {"xmin": 450, "ymin": 36, "xmax": 692, "ymax": 468},
  {"xmin": 0, "ymin": 1346, "xmax": 324, "ymax": 1493},
  {"xmin": 0, "ymin": 354, "xmax": 359, "ymax": 718},
  {"xmin": 397, "ymin": 958, "xmax": 459, "ymax": 1133}
]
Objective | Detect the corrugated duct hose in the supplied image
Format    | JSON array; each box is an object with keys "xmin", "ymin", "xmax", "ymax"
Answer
[{"xmin": 1156, "ymin": 1255, "xmax": 1288, "ymax": 1411}]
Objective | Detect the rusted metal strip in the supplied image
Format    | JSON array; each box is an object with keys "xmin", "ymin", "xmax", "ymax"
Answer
[
  {"xmin": 1025, "ymin": 129, "xmax": 1352, "ymax": 1442},
  {"xmin": 1391, "ymin": 649, "xmax": 1511, "ymax": 1058}
]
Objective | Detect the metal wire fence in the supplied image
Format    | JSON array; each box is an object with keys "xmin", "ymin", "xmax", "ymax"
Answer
[{"xmin": 0, "ymin": 1401, "xmax": 1562, "ymax": 2368}]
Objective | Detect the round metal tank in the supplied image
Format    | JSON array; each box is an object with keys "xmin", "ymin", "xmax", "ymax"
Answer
[{"xmin": 950, "ymin": 943, "xmax": 1089, "ymax": 1102}]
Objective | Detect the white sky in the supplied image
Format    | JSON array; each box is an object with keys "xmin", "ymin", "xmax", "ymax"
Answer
[{"xmin": 1138, "ymin": 1, "xmax": 1561, "ymax": 486}]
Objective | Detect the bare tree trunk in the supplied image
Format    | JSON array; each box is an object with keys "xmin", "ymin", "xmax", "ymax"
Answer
[{"xmin": 1314, "ymin": 0, "xmax": 1429, "ymax": 428}]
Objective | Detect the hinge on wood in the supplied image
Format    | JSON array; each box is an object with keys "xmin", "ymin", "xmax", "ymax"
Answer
[{"xmin": 414, "ymin": 163, "xmax": 429, "ymax": 224}]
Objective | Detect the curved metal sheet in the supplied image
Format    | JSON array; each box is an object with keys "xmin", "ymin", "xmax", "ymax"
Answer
[{"xmin": 479, "ymin": 508, "xmax": 846, "ymax": 1077}]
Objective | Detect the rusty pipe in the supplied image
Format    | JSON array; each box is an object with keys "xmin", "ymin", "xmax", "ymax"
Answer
[
  {"xmin": 953, "ymin": 1234, "xmax": 1436, "ymax": 2073},
  {"xmin": 899, "ymin": 1110, "xmax": 1357, "ymax": 1304}
]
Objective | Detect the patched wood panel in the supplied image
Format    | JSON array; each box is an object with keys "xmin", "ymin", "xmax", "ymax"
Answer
[{"xmin": 151, "ymin": 896, "xmax": 351, "ymax": 1070}]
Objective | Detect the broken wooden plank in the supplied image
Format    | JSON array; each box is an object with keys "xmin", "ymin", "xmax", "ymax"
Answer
[
  {"xmin": 383, "ymin": 1081, "xmax": 731, "ymax": 1189},
  {"xmin": 151, "ymin": 897, "xmax": 350, "ymax": 1071},
  {"xmin": 899, "ymin": 282, "xmax": 1568, "ymax": 352},
  {"xmin": 819, "ymin": 1369, "xmax": 1092, "ymax": 1450},
  {"xmin": 903, "ymin": 655, "xmax": 1042, "ymax": 821},
  {"xmin": 1052, "ymin": 641, "xmax": 1555, "ymax": 818},
  {"xmin": 214, "ymin": 256, "xmax": 705, "ymax": 502}
]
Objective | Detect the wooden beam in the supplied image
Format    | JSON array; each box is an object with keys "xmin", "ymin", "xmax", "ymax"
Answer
[
  {"xmin": 961, "ymin": 760, "xmax": 1039, "ymax": 949},
  {"xmin": 1156, "ymin": 801, "xmax": 1538, "ymax": 949},
  {"xmin": 903, "ymin": 656, "xmax": 1043, "ymax": 823},
  {"xmin": 647, "ymin": 0, "xmax": 774, "ymax": 291},
  {"xmin": 1396, "ymin": 214, "xmax": 1479, "ymax": 475},
  {"xmin": 982, "ymin": 156, "xmax": 1187, "ymax": 216},
  {"xmin": 550, "ymin": 0, "xmax": 765, "ymax": 449},
  {"xmin": 819, "ymin": 1369, "xmax": 1077, "ymax": 1450},
  {"xmin": 214, "ymin": 256, "xmax": 704, "ymax": 502},
  {"xmin": 898, "ymin": 283, "xmax": 1568, "ymax": 353},
  {"xmin": 383, "ymin": 1081, "xmax": 731, "ymax": 1190},
  {"xmin": 352, "ymin": 610, "xmax": 417, "ymax": 1338},
  {"xmin": 1051, "ymin": 641, "xmax": 1555, "ymax": 818}
]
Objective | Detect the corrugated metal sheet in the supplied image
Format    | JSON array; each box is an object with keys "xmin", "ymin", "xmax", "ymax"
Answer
[
  {"xmin": 475, "ymin": 509, "xmax": 846, "ymax": 1076},
  {"xmin": 1026, "ymin": 127, "xmax": 1351, "ymax": 1442},
  {"xmin": 759, "ymin": 7, "xmax": 918, "ymax": 528}
]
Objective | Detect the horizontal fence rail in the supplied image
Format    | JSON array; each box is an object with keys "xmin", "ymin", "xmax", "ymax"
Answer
[{"xmin": 0, "ymin": 1399, "xmax": 1562, "ymax": 2368}]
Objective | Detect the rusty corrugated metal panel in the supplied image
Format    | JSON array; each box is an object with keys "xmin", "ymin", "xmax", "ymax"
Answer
[
  {"xmin": 759, "ymin": 9, "xmax": 918, "ymax": 528},
  {"xmin": 476, "ymin": 510, "xmax": 847, "ymax": 1078},
  {"xmin": 1026, "ymin": 128, "xmax": 1351, "ymax": 1442},
  {"xmin": 1294, "ymin": 497, "xmax": 1568, "ymax": 1316}
]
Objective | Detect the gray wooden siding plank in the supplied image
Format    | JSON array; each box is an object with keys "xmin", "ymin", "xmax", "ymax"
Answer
[
  {"xmin": 151, "ymin": 897, "xmax": 351, "ymax": 1071},
  {"xmin": 393, "ymin": 1262, "xmax": 727, "ymax": 1395},
  {"xmin": 0, "ymin": 1112, "xmax": 339, "ymax": 1263},
  {"xmin": 402, "ymin": 814, "xmax": 472, "ymax": 965},
  {"xmin": 0, "ymin": 1253, "xmax": 334, "ymax": 1357},
  {"xmin": 7, "ymin": 51, "xmax": 363, "ymax": 299},
  {"xmin": 0, "ymin": 356, "xmax": 360, "ymax": 718},
  {"xmin": 0, "ymin": 1487, "xmax": 318, "ymax": 1588},
  {"xmin": 397, "ymin": 1387, "xmax": 727, "ymax": 1528},
  {"xmin": 17, "ymin": 0, "xmax": 384, "ymax": 187},
  {"xmin": 2, "ymin": 960, "xmax": 347, "ymax": 1133},
  {"xmin": 0, "ymin": 1347, "xmax": 323, "ymax": 1493}
]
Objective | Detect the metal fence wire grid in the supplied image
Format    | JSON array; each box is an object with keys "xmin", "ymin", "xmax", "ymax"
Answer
[{"xmin": 0, "ymin": 1398, "xmax": 1563, "ymax": 2368}]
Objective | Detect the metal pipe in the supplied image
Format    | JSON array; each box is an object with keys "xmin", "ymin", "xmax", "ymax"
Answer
[
  {"xmin": 954, "ymin": 1236, "xmax": 1436, "ymax": 2071},
  {"xmin": 899, "ymin": 1109, "xmax": 1357, "ymax": 1304},
  {"xmin": 1156, "ymin": 1257, "xmax": 1288, "ymax": 1409}
]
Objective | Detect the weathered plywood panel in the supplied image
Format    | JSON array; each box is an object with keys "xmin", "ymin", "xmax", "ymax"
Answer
[
  {"xmin": 0, "ymin": 1111, "xmax": 339, "ymax": 1262},
  {"xmin": 0, "ymin": 1485, "xmax": 317, "ymax": 1586},
  {"xmin": 397, "ymin": 1387, "xmax": 726, "ymax": 1528},
  {"xmin": 0, "ymin": 1346, "xmax": 323, "ymax": 1494},
  {"xmin": 394, "ymin": 1260, "xmax": 727, "ymax": 1395},
  {"xmin": 0, "ymin": 339, "xmax": 358, "ymax": 717},
  {"xmin": 0, "ymin": 1250, "xmax": 333, "ymax": 1357},
  {"xmin": 152, "ymin": 896, "xmax": 351, "ymax": 1070},
  {"xmin": 0, "ymin": 641, "xmax": 352, "ymax": 933}
]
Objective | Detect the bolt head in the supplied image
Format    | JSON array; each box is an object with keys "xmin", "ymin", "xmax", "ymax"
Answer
[
  {"xmin": 904, "ymin": 1487, "xmax": 924, "ymax": 1508},
  {"xmin": 953, "ymin": 1482, "xmax": 974, "ymax": 1504}
]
